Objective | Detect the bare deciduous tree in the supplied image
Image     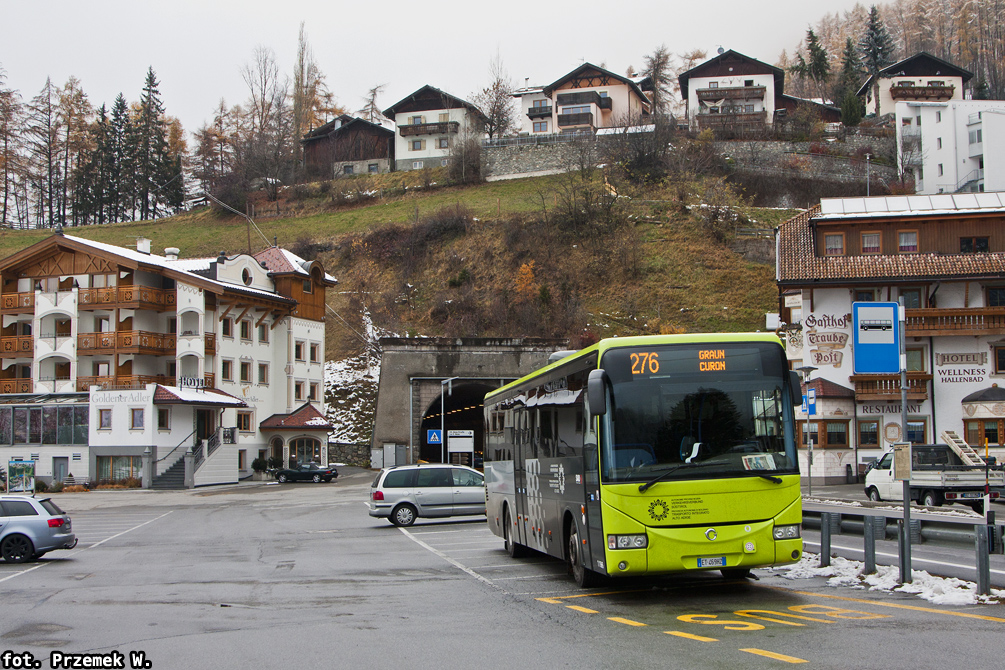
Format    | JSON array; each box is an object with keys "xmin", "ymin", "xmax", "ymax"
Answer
[
  {"xmin": 358, "ymin": 84, "xmax": 385, "ymax": 124},
  {"xmin": 471, "ymin": 53, "xmax": 515, "ymax": 140}
]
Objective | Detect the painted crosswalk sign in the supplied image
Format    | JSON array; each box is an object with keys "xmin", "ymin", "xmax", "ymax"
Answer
[{"xmin": 427, "ymin": 429, "xmax": 442, "ymax": 444}]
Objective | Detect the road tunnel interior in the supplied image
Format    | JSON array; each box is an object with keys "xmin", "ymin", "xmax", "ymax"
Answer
[{"xmin": 419, "ymin": 382, "xmax": 496, "ymax": 466}]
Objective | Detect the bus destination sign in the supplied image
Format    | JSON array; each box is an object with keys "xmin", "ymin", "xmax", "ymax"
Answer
[{"xmin": 698, "ymin": 348, "xmax": 726, "ymax": 371}]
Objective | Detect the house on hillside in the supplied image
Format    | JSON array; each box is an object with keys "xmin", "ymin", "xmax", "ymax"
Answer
[
  {"xmin": 776, "ymin": 193, "xmax": 1005, "ymax": 484},
  {"xmin": 895, "ymin": 99, "xmax": 1005, "ymax": 194},
  {"xmin": 679, "ymin": 50, "xmax": 839, "ymax": 134},
  {"xmin": 858, "ymin": 52, "xmax": 973, "ymax": 117},
  {"xmin": 512, "ymin": 63, "xmax": 652, "ymax": 136},
  {"xmin": 382, "ymin": 85, "xmax": 487, "ymax": 171},
  {"xmin": 301, "ymin": 114, "xmax": 395, "ymax": 177},
  {"xmin": 0, "ymin": 233, "xmax": 336, "ymax": 487}
]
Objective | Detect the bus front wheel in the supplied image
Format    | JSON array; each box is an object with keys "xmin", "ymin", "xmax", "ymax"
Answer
[{"xmin": 567, "ymin": 522, "xmax": 602, "ymax": 588}]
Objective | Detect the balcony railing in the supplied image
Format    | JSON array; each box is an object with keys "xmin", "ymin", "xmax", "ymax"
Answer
[
  {"xmin": 555, "ymin": 91, "xmax": 612, "ymax": 109},
  {"xmin": 905, "ymin": 307, "xmax": 1005, "ymax": 336},
  {"xmin": 77, "ymin": 330, "xmax": 177, "ymax": 356},
  {"xmin": 0, "ymin": 336, "xmax": 33, "ymax": 356},
  {"xmin": 0, "ymin": 378, "xmax": 32, "ymax": 394},
  {"xmin": 77, "ymin": 286, "xmax": 176, "ymax": 311},
  {"xmin": 399, "ymin": 121, "xmax": 460, "ymax": 137},
  {"xmin": 696, "ymin": 86, "xmax": 766, "ymax": 101},
  {"xmin": 204, "ymin": 332, "xmax": 216, "ymax": 355},
  {"xmin": 0, "ymin": 293, "xmax": 35, "ymax": 312},
  {"xmin": 849, "ymin": 372, "xmax": 932, "ymax": 401},
  {"xmin": 557, "ymin": 112, "xmax": 594, "ymax": 128},
  {"xmin": 889, "ymin": 85, "xmax": 955, "ymax": 101},
  {"xmin": 76, "ymin": 373, "xmax": 216, "ymax": 392},
  {"xmin": 527, "ymin": 105, "xmax": 552, "ymax": 118},
  {"xmin": 695, "ymin": 110, "xmax": 767, "ymax": 128}
]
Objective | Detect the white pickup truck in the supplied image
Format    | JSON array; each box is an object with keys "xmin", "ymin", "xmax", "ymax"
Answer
[{"xmin": 864, "ymin": 444, "xmax": 1005, "ymax": 512}]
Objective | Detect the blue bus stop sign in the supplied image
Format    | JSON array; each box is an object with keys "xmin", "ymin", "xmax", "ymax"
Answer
[
  {"xmin": 427, "ymin": 429, "xmax": 442, "ymax": 444},
  {"xmin": 853, "ymin": 302, "xmax": 900, "ymax": 374}
]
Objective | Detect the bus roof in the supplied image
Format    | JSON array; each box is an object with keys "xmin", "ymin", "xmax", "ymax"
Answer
[{"xmin": 483, "ymin": 332, "xmax": 783, "ymax": 403}]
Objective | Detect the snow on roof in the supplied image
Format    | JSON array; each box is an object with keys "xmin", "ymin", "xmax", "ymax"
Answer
[
  {"xmin": 816, "ymin": 192, "xmax": 1005, "ymax": 221},
  {"xmin": 153, "ymin": 385, "xmax": 247, "ymax": 407}
]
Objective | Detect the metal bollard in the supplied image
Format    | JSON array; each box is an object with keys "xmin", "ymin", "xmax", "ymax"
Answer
[
  {"xmin": 820, "ymin": 512, "xmax": 832, "ymax": 568},
  {"xmin": 975, "ymin": 524, "xmax": 991, "ymax": 596},
  {"xmin": 863, "ymin": 516, "xmax": 876, "ymax": 574}
]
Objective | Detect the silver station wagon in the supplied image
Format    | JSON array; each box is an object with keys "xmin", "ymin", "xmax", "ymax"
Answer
[
  {"xmin": 369, "ymin": 464, "xmax": 486, "ymax": 527},
  {"xmin": 1, "ymin": 495, "xmax": 77, "ymax": 563}
]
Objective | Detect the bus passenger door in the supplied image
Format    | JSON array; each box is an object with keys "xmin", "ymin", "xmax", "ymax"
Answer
[
  {"xmin": 512, "ymin": 409, "xmax": 529, "ymax": 546},
  {"xmin": 583, "ymin": 405, "xmax": 605, "ymax": 574}
]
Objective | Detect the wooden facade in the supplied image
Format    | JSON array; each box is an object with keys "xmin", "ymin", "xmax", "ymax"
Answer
[
  {"xmin": 302, "ymin": 116, "xmax": 395, "ymax": 177},
  {"xmin": 813, "ymin": 213, "xmax": 1005, "ymax": 257}
]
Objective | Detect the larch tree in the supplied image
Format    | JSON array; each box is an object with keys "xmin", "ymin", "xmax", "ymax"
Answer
[
  {"xmin": 358, "ymin": 84, "xmax": 385, "ymax": 125},
  {"xmin": 642, "ymin": 44, "xmax": 674, "ymax": 121},
  {"xmin": 25, "ymin": 77, "xmax": 62, "ymax": 227},
  {"xmin": 57, "ymin": 76, "xmax": 92, "ymax": 225},
  {"xmin": 0, "ymin": 64, "xmax": 23, "ymax": 226}
]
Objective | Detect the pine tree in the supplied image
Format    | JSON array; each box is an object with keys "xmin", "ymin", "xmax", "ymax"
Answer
[
  {"xmin": 834, "ymin": 37, "xmax": 864, "ymax": 103},
  {"xmin": 108, "ymin": 93, "xmax": 130, "ymax": 222},
  {"xmin": 805, "ymin": 29, "xmax": 831, "ymax": 99},
  {"xmin": 858, "ymin": 5, "xmax": 897, "ymax": 117},
  {"xmin": 135, "ymin": 67, "xmax": 169, "ymax": 220}
]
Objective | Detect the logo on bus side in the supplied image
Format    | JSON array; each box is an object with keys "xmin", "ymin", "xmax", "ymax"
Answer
[{"xmin": 649, "ymin": 499, "xmax": 670, "ymax": 521}]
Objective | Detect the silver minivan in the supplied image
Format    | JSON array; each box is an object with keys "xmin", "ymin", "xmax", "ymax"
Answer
[{"xmin": 369, "ymin": 464, "xmax": 486, "ymax": 526}]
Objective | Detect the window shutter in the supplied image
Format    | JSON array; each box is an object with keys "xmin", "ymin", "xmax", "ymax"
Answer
[{"xmin": 420, "ymin": 140, "xmax": 426, "ymax": 150}]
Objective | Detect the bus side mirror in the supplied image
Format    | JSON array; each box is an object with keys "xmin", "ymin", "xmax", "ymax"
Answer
[
  {"xmin": 789, "ymin": 371, "xmax": 802, "ymax": 401},
  {"xmin": 588, "ymin": 369, "xmax": 609, "ymax": 416}
]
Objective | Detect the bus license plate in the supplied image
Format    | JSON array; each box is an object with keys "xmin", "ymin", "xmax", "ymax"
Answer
[{"xmin": 698, "ymin": 556, "xmax": 726, "ymax": 568}]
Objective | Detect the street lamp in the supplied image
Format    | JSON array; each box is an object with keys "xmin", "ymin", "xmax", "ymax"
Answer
[
  {"xmin": 440, "ymin": 377, "xmax": 458, "ymax": 464},
  {"xmin": 796, "ymin": 365, "xmax": 818, "ymax": 496},
  {"xmin": 866, "ymin": 153, "xmax": 872, "ymax": 197}
]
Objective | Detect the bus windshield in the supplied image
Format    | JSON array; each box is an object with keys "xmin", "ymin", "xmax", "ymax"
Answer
[{"xmin": 599, "ymin": 342, "xmax": 797, "ymax": 483}]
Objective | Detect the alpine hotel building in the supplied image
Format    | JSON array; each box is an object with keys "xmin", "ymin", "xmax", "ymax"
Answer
[{"xmin": 0, "ymin": 231, "xmax": 335, "ymax": 487}]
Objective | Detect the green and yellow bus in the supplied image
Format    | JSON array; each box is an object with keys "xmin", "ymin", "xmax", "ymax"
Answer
[{"xmin": 483, "ymin": 333, "xmax": 803, "ymax": 586}]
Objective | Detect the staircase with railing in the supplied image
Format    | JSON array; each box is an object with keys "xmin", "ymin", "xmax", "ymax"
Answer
[{"xmin": 151, "ymin": 430, "xmax": 196, "ymax": 490}]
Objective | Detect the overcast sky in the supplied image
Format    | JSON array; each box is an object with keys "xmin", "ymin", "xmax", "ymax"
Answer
[{"xmin": 1, "ymin": 0, "xmax": 869, "ymax": 137}]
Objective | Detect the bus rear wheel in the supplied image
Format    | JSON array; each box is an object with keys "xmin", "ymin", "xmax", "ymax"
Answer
[
  {"xmin": 503, "ymin": 507, "xmax": 528, "ymax": 558},
  {"xmin": 567, "ymin": 522, "xmax": 602, "ymax": 588}
]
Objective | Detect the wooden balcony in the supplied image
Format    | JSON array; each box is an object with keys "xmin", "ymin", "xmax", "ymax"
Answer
[
  {"xmin": 0, "ymin": 378, "xmax": 32, "ymax": 394},
  {"xmin": 399, "ymin": 121, "xmax": 460, "ymax": 137},
  {"xmin": 905, "ymin": 307, "xmax": 1005, "ymax": 336},
  {"xmin": 0, "ymin": 292, "xmax": 35, "ymax": 313},
  {"xmin": 0, "ymin": 336, "xmax": 33, "ymax": 357},
  {"xmin": 557, "ymin": 112, "xmax": 594, "ymax": 128},
  {"xmin": 527, "ymin": 105, "xmax": 552, "ymax": 118},
  {"xmin": 696, "ymin": 86, "xmax": 766, "ymax": 101},
  {"xmin": 204, "ymin": 332, "xmax": 216, "ymax": 355},
  {"xmin": 76, "ymin": 373, "xmax": 216, "ymax": 392},
  {"xmin": 78, "ymin": 330, "xmax": 177, "ymax": 356},
  {"xmin": 555, "ymin": 91, "xmax": 612, "ymax": 109},
  {"xmin": 78, "ymin": 286, "xmax": 176, "ymax": 311},
  {"xmin": 849, "ymin": 372, "xmax": 932, "ymax": 401},
  {"xmin": 890, "ymin": 85, "xmax": 955, "ymax": 101},
  {"xmin": 695, "ymin": 110, "xmax": 767, "ymax": 129}
]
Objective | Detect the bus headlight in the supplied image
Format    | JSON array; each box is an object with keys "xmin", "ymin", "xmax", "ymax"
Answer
[
  {"xmin": 608, "ymin": 534, "xmax": 648, "ymax": 550},
  {"xmin": 773, "ymin": 524, "xmax": 801, "ymax": 540}
]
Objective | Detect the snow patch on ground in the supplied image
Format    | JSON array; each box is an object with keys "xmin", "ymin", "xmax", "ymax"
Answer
[
  {"xmin": 770, "ymin": 552, "xmax": 1004, "ymax": 605},
  {"xmin": 323, "ymin": 309, "xmax": 387, "ymax": 444}
]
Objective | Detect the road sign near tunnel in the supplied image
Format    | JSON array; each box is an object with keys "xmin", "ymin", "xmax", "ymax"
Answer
[{"xmin": 427, "ymin": 429, "xmax": 442, "ymax": 444}]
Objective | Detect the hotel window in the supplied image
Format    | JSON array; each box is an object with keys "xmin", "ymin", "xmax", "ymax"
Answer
[
  {"xmin": 961, "ymin": 237, "xmax": 989, "ymax": 253},
  {"xmin": 411, "ymin": 115, "xmax": 423, "ymax": 125},
  {"xmin": 240, "ymin": 361, "xmax": 252, "ymax": 383},
  {"xmin": 898, "ymin": 230, "xmax": 918, "ymax": 253},
  {"xmin": 995, "ymin": 346, "xmax": 1005, "ymax": 374},
  {"xmin": 744, "ymin": 80, "xmax": 754, "ymax": 86},
  {"xmin": 222, "ymin": 359, "xmax": 233, "ymax": 381},
  {"xmin": 258, "ymin": 363, "xmax": 269, "ymax": 385},
  {"xmin": 533, "ymin": 121, "xmax": 548, "ymax": 133},
  {"xmin": 158, "ymin": 408, "xmax": 169, "ymax": 430},
  {"xmin": 295, "ymin": 382, "xmax": 305, "ymax": 401},
  {"xmin": 130, "ymin": 408, "xmax": 144, "ymax": 430},
  {"xmin": 936, "ymin": 111, "xmax": 942, "ymax": 122},
  {"xmin": 309, "ymin": 383, "xmax": 320, "ymax": 401},
  {"xmin": 906, "ymin": 346, "xmax": 925, "ymax": 372},
  {"xmin": 99, "ymin": 409, "xmax": 111, "ymax": 429},
  {"xmin": 861, "ymin": 232, "xmax": 881, "ymax": 254},
  {"xmin": 562, "ymin": 105, "xmax": 590, "ymax": 114},
  {"xmin": 937, "ymin": 163, "xmax": 944, "ymax": 177},
  {"xmin": 799, "ymin": 420, "xmax": 850, "ymax": 448},
  {"xmin": 854, "ymin": 289, "xmax": 877, "ymax": 302},
  {"xmin": 824, "ymin": 233, "xmax": 845, "ymax": 256},
  {"xmin": 744, "ymin": 104, "xmax": 754, "ymax": 113},
  {"xmin": 967, "ymin": 420, "xmax": 1001, "ymax": 447},
  {"xmin": 310, "ymin": 343, "xmax": 320, "ymax": 363},
  {"xmin": 258, "ymin": 323, "xmax": 269, "ymax": 343},
  {"xmin": 412, "ymin": 161, "xmax": 422, "ymax": 169},
  {"xmin": 303, "ymin": 279, "xmax": 312, "ymax": 294},
  {"xmin": 411, "ymin": 140, "xmax": 424, "ymax": 151},
  {"xmin": 295, "ymin": 341, "xmax": 305, "ymax": 361},
  {"xmin": 800, "ymin": 421, "xmax": 818, "ymax": 447},
  {"xmin": 221, "ymin": 318, "xmax": 233, "ymax": 338},
  {"xmin": 859, "ymin": 421, "xmax": 879, "ymax": 447},
  {"xmin": 900, "ymin": 288, "xmax": 922, "ymax": 309},
  {"xmin": 237, "ymin": 411, "xmax": 253, "ymax": 432},
  {"xmin": 240, "ymin": 320, "xmax": 251, "ymax": 340},
  {"xmin": 708, "ymin": 82, "xmax": 718, "ymax": 89},
  {"xmin": 533, "ymin": 99, "xmax": 549, "ymax": 108},
  {"xmin": 438, "ymin": 138, "xmax": 449, "ymax": 149},
  {"xmin": 826, "ymin": 422, "xmax": 848, "ymax": 448},
  {"xmin": 936, "ymin": 137, "xmax": 942, "ymax": 150},
  {"xmin": 906, "ymin": 419, "xmax": 926, "ymax": 444},
  {"xmin": 987, "ymin": 287, "xmax": 1005, "ymax": 307}
]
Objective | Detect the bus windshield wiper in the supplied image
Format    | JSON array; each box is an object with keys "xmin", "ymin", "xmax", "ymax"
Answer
[
  {"xmin": 638, "ymin": 461, "xmax": 723, "ymax": 493},
  {"xmin": 754, "ymin": 474, "xmax": 783, "ymax": 484}
]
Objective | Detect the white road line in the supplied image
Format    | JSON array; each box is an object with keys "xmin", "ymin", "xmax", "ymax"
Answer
[
  {"xmin": 470, "ymin": 562, "xmax": 553, "ymax": 569},
  {"xmin": 0, "ymin": 511, "xmax": 172, "ymax": 584},
  {"xmin": 804, "ymin": 540, "xmax": 1005, "ymax": 576},
  {"xmin": 427, "ymin": 540, "xmax": 504, "ymax": 547},
  {"xmin": 399, "ymin": 527, "xmax": 501, "ymax": 591}
]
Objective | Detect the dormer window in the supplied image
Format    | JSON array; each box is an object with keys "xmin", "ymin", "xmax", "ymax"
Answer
[
  {"xmin": 242, "ymin": 268, "xmax": 252, "ymax": 286},
  {"xmin": 303, "ymin": 279, "xmax": 312, "ymax": 294}
]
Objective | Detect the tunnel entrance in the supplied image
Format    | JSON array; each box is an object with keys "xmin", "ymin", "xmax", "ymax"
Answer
[{"xmin": 419, "ymin": 382, "xmax": 495, "ymax": 466}]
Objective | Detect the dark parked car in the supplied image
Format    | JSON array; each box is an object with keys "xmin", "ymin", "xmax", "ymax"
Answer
[
  {"xmin": 275, "ymin": 463, "xmax": 338, "ymax": 483},
  {"xmin": 1, "ymin": 495, "xmax": 77, "ymax": 563}
]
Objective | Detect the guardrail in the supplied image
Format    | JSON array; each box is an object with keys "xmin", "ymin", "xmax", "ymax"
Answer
[{"xmin": 803, "ymin": 499, "xmax": 1001, "ymax": 594}]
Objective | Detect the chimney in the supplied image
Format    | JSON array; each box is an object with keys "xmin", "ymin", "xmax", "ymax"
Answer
[
  {"xmin": 164, "ymin": 247, "xmax": 180, "ymax": 261},
  {"xmin": 136, "ymin": 238, "xmax": 151, "ymax": 255}
]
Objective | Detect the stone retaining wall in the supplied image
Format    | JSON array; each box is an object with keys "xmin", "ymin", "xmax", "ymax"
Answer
[{"xmin": 329, "ymin": 442, "xmax": 370, "ymax": 467}]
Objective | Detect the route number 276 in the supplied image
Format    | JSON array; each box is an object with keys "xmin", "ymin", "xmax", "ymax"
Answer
[{"xmin": 630, "ymin": 352, "xmax": 660, "ymax": 375}]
